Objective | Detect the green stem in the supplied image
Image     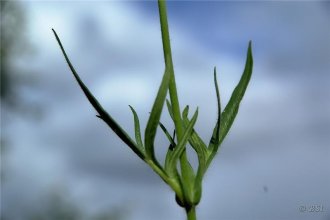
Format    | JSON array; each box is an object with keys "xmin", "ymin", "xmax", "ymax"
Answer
[
  {"xmin": 186, "ymin": 206, "xmax": 197, "ymax": 220},
  {"xmin": 158, "ymin": 0, "xmax": 183, "ymax": 141},
  {"xmin": 146, "ymin": 159, "xmax": 183, "ymax": 200},
  {"xmin": 158, "ymin": 0, "xmax": 195, "ymax": 206}
]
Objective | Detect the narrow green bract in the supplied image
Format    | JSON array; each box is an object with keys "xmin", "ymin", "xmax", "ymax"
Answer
[
  {"xmin": 208, "ymin": 67, "xmax": 222, "ymax": 152},
  {"xmin": 129, "ymin": 105, "xmax": 144, "ymax": 151},
  {"xmin": 145, "ymin": 65, "xmax": 171, "ymax": 162},
  {"xmin": 53, "ymin": 1, "xmax": 253, "ymax": 219},
  {"xmin": 52, "ymin": 29, "xmax": 145, "ymax": 160},
  {"xmin": 166, "ymin": 109, "xmax": 198, "ymax": 177},
  {"xmin": 218, "ymin": 42, "xmax": 253, "ymax": 146}
]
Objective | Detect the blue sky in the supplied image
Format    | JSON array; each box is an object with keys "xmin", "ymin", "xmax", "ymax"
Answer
[{"xmin": 2, "ymin": 1, "xmax": 330, "ymax": 220}]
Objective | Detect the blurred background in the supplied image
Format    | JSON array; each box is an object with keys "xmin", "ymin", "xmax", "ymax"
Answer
[{"xmin": 1, "ymin": 1, "xmax": 329, "ymax": 220}]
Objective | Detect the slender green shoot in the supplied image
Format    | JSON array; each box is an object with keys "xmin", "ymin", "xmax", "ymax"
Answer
[{"xmin": 53, "ymin": 0, "xmax": 253, "ymax": 219}]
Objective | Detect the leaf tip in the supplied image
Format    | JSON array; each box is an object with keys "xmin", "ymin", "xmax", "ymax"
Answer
[
  {"xmin": 248, "ymin": 41, "xmax": 253, "ymax": 54},
  {"xmin": 52, "ymin": 28, "xmax": 59, "ymax": 38},
  {"xmin": 213, "ymin": 67, "xmax": 218, "ymax": 80}
]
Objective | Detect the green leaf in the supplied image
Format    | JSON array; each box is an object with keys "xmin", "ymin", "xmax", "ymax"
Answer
[
  {"xmin": 182, "ymin": 107, "xmax": 208, "ymax": 203},
  {"xmin": 210, "ymin": 42, "xmax": 253, "ymax": 155},
  {"xmin": 181, "ymin": 106, "xmax": 208, "ymax": 171},
  {"xmin": 178, "ymin": 107, "xmax": 196, "ymax": 203},
  {"xmin": 129, "ymin": 105, "xmax": 144, "ymax": 151},
  {"xmin": 182, "ymin": 105, "xmax": 189, "ymax": 119},
  {"xmin": 159, "ymin": 122, "xmax": 176, "ymax": 148},
  {"xmin": 164, "ymin": 151, "xmax": 173, "ymax": 172},
  {"xmin": 166, "ymin": 99, "xmax": 174, "ymax": 120},
  {"xmin": 166, "ymin": 108, "xmax": 198, "ymax": 177},
  {"xmin": 190, "ymin": 132, "xmax": 208, "ymax": 200},
  {"xmin": 171, "ymin": 130, "xmax": 176, "ymax": 150},
  {"xmin": 208, "ymin": 67, "xmax": 221, "ymax": 152},
  {"xmin": 164, "ymin": 129, "xmax": 176, "ymax": 170},
  {"xmin": 144, "ymin": 59, "xmax": 171, "ymax": 161},
  {"xmin": 52, "ymin": 29, "xmax": 145, "ymax": 160},
  {"xmin": 180, "ymin": 152, "xmax": 195, "ymax": 203}
]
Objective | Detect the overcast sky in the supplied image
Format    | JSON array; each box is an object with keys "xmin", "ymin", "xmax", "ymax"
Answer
[{"xmin": 2, "ymin": 1, "xmax": 330, "ymax": 220}]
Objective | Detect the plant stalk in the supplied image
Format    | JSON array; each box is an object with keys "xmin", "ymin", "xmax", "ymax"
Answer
[
  {"xmin": 158, "ymin": 0, "xmax": 195, "ymax": 207},
  {"xmin": 186, "ymin": 206, "xmax": 197, "ymax": 220},
  {"xmin": 158, "ymin": 0, "xmax": 183, "ymax": 141}
]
